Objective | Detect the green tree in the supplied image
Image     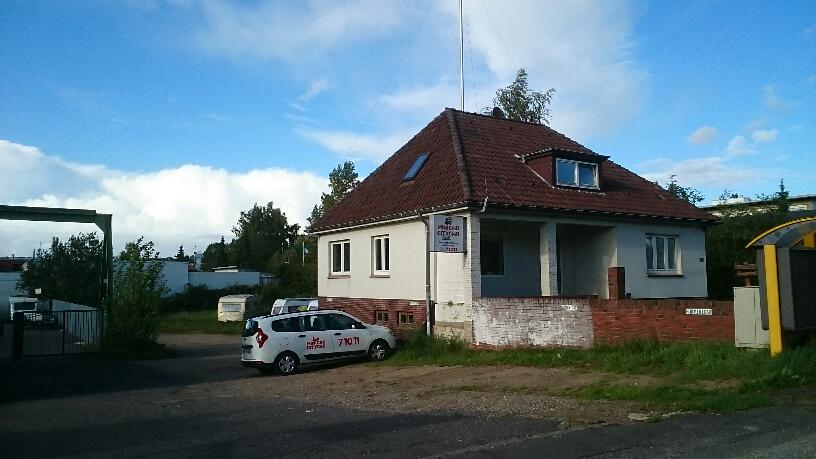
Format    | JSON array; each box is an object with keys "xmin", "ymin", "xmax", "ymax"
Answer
[
  {"xmin": 230, "ymin": 202, "xmax": 300, "ymax": 271},
  {"xmin": 705, "ymin": 183, "xmax": 790, "ymax": 298},
  {"xmin": 108, "ymin": 238, "xmax": 167, "ymax": 347},
  {"xmin": 483, "ymin": 68, "xmax": 555, "ymax": 124},
  {"xmin": 174, "ymin": 244, "xmax": 191, "ymax": 262},
  {"xmin": 19, "ymin": 233, "xmax": 104, "ymax": 307},
  {"xmin": 308, "ymin": 161, "xmax": 359, "ymax": 226},
  {"xmin": 664, "ymin": 175, "xmax": 705, "ymax": 205},
  {"xmin": 200, "ymin": 236, "xmax": 230, "ymax": 271}
]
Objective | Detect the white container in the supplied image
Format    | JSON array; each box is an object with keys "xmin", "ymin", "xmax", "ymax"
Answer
[{"xmin": 217, "ymin": 294, "xmax": 261, "ymax": 322}]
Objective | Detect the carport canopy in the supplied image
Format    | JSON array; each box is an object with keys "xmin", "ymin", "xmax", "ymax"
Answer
[
  {"xmin": 0, "ymin": 205, "xmax": 113, "ymax": 309},
  {"xmin": 746, "ymin": 216, "xmax": 816, "ymax": 249}
]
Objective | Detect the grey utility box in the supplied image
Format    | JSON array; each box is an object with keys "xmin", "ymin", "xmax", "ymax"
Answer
[{"xmin": 734, "ymin": 287, "xmax": 769, "ymax": 348}]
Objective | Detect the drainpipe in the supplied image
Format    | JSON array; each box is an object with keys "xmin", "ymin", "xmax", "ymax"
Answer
[{"xmin": 419, "ymin": 212, "xmax": 432, "ymax": 336}]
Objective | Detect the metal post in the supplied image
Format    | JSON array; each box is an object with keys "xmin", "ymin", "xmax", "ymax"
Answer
[
  {"xmin": 459, "ymin": 0, "xmax": 465, "ymax": 111},
  {"xmin": 422, "ymin": 215, "xmax": 432, "ymax": 336},
  {"xmin": 763, "ymin": 244, "xmax": 783, "ymax": 356},
  {"xmin": 12, "ymin": 312, "xmax": 23, "ymax": 361},
  {"xmin": 61, "ymin": 312, "xmax": 66, "ymax": 355}
]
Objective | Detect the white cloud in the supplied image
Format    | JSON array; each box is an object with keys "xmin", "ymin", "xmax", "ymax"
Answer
[
  {"xmin": 298, "ymin": 128, "xmax": 413, "ymax": 162},
  {"xmin": 439, "ymin": 0, "xmax": 647, "ymax": 139},
  {"xmin": 638, "ymin": 156, "xmax": 769, "ymax": 189},
  {"xmin": 762, "ymin": 85, "xmax": 795, "ymax": 112},
  {"xmin": 725, "ymin": 136, "xmax": 756, "ymax": 156},
  {"xmin": 751, "ymin": 128, "xmax": 779, "ymax": 144},
  {"xmin": 191, "ymin": 0, "xmax": 401, "ymax": 61},
  {"xmin": 687, "ymin": 126, "xmax": 717, "ymax": 145},
  {"xmin": 0, "ymin": 140, "xmax": 326, "ymax": 256},
  {"xmin": 299, "ymin": 79, "xmax": 330, "ymax": 102},
  {"xmin": 381, "ymin": 81, "xmax": 458, "ymax": 116}
]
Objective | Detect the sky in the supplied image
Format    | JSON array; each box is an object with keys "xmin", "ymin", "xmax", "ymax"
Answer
[{"xmin": 1, "ymin": 0, "xmax": 814, "ymax": 257}]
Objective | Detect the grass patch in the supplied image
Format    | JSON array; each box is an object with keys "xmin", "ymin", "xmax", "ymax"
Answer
[
  {"xmin": 158, "ymin": 310, "xmax": 244, "ymax": 335},
  {"xmin": 388, "ymin": 333, "xmax": 816, "ymax": 412}
]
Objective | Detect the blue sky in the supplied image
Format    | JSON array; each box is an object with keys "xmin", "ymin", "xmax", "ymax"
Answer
[{"xmin": 1, "ymin": 0, "xmax": 814, "ymax": 255}]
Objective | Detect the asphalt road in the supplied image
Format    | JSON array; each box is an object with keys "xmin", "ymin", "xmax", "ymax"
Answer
[{"xmin": 1, "ymin": 336, "xmax": 814, "ymax": 458}]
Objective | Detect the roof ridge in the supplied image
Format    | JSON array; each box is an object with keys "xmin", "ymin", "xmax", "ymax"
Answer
[
  {"xmin": 446, "ymin": 107, "xmax": 597, "ymax": 155},
  {"xmin": 446, "ymin": 108, "xmax": 472, "ymax": 202}
]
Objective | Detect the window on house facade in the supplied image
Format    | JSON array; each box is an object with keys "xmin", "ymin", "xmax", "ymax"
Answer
[
  {"xmin": 556, "ymin": 159, "xmax": 598, "ymax": 189},
  {"xmin": 375, "ymin": 310, "xmax": 389, "ymax": 323},
  {"xmin": 398, "ymin": 312, "xmax": 414, "ymax": 325},
  {"xmin": 330, "ymin": 240, "xmax": 351, "ymax": 275},
  {"xmin": 372, "ymin": 235, "xmax": 390, "ymax": 274},
  {"xmin": 480, "ymin": 234, "xmax": 504, "ymax": 275},
  {"xmin": 646, "ymin": 235, "xmax": 679, "ymax": 274}
]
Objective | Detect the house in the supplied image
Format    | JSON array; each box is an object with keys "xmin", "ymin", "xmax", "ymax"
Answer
[{"xmin": 309, "ymin": 108, "xmax": 717, "ymax": 337}]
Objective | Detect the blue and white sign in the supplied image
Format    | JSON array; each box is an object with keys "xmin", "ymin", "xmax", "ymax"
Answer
[{"xmin": 429, "ymin": 215, "xmax": 465, "ymax": 253}]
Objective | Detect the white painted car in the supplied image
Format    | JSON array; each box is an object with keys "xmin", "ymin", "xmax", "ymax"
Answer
[{"xmin": 241, "ymin": 310, "xmax": 396, "ymax": 375}]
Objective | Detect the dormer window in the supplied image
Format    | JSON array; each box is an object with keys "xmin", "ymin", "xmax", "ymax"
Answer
[{"xmin": 556, "ymin": 159, "xmax": 598, "ymax": 189}]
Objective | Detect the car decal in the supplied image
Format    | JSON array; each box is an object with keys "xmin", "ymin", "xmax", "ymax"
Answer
[{"xmin": 305, "ymin": 337, "xmax": 326, "ymax": 350}]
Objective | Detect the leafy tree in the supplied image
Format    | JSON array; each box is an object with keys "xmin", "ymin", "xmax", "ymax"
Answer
[
  {"xmin": 308, "ymin": 161, "xmax": 359, "ymax": 226},
  {"xmin": 107, "ymin": 238, "xmax": 167, "ymax": 347},
  {"xmin": 229, "ymin": 202, "xmax": 300, "ymax": 271},
  {"xmin": 665, "ymin": 175, "xmax": 705, "ymax": 205},
  {"xmin": 19, "ymin": 233, "xmax": 104, "ymax": 307},
  {"xmin": 482, "ymin": 68, "xmax": 555, "ymax": 124},
  {"xmin": 200, "ymin": 236, "xmax": 231, "ymax": 271},
  {"xmin": 705, "ymin": 183, "xmax": 791, "ymax": 298}
]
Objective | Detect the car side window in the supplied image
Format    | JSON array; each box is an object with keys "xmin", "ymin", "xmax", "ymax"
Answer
[
  {"xmin": 327, "ymin": 313, "xmax": 364, "ymax": 330},
  {"xmin": 304, "ymin": 314, "xmax": 328, "ymax": 331},
  {"xmin": 271, "ymin": 317, "xmax": 301, "ymax": 333}
]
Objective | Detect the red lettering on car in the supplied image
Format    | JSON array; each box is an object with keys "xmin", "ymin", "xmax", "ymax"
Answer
[{"xmin": 256, "ymin": 328, "xmax": 268, "ymax": 348}]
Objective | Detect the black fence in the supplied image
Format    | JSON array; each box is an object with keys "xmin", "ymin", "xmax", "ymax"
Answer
[{"xmin": 12, "ymin": 310, "xmax": 103, "ymax": 360}]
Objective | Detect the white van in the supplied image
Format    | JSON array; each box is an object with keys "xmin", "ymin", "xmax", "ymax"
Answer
[
  {"xmin": 217, "ymin": 294, "xmax": 261, "ymax": 322},
  {"xmin": 9, "ymin": 297, "xmax": 47, "ymax": 322},
  {"xmin": 270, "ymin": 298, "xmax": 318, "ymax": 315}
]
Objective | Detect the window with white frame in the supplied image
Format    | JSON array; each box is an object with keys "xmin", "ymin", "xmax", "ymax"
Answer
[
  {"xmin": 372, "ymin": 235, "xmax": 390, "ymax": 274},
  {"xmin": 330, "ymin": 240, "xmax": 351, "ymax": 275},
  {"xmin": 645, "ymin": 235, "xmax": 680, "ymax": 274},
  {"xmin": 556, "ymin": 159, "xmax": 598, "ymax": 188}
]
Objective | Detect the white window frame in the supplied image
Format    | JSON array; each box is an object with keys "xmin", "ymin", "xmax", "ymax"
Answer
[
  {"xmin": 329, "ymin": 240, "xmax": 351, "ymax": 276},
  {"xmin": 371, "ymin": 235, "xmax": 390, "ymax": 275},
  {"xmin": 645, "ymin": 234, "xmax": 680, "ymax": 275},
  {"xmin": 398, "ymin": 312, "xmax": 414, "ymax": 325},
  {"xmin": 555, "ymin": 158, "xmax": 599, "ymax": 189}
]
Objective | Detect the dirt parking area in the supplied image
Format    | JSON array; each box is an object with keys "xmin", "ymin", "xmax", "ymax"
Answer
[{"xmin": 160, "ymin": 334, "xmax": 654, "ymax": 425}]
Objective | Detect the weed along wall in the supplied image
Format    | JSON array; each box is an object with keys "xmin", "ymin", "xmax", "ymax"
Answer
[{"xmin": 591, "ymin": 298, "xmax": 735, "ymax": 344}]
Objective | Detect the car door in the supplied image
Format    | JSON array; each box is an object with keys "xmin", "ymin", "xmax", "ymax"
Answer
[
  {"xmin": 298, "ymin": 314, "xmax": 335, "ymax": 361},
  {"xmin": 326, "ymin": 313, "xmax": 369, "ymax": 358}
]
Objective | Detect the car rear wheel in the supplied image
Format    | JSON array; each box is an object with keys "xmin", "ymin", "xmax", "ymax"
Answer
[
  {"xmin": 368, "ymin": 340, "xmax": 390, "ymax": 361},
  {"xmin": 274, "ymin": 352, "xmax": 299, "ymax": 375}
]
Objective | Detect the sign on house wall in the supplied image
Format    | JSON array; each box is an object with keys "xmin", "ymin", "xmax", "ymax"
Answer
[{"xmin": 430, "ymin": 215, "xmax": 465, "ymax": 253}]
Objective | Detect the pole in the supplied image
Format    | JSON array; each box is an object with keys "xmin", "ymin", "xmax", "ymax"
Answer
[
  {"xmin": 302, "ymin": 240, "xmax": 305, "ymax": 265},
  {"xmin": 422, "ymin": 215, "xmax": 432, "ymax": 336},
  {"xmin": 459, "ymin": 0, "xmax": 465, "ymax": 111}
]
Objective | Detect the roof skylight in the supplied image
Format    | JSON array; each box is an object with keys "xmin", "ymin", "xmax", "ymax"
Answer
[{"xmin": 403, "ymin": 153, "xmax": 429, "ymax": 181}]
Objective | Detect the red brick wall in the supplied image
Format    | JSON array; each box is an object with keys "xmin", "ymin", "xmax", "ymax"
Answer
[
  {"xmin": 591, "ymin": 298, "xmax": 734, "ymax": 344},
  {"xmin": 318, "ymin": 297, "xmax": 426, "ymax": 339}
]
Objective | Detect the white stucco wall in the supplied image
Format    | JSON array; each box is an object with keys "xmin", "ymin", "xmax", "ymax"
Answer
[
  {"xmin": 317, "ymin": 219, "xmax": 427, "ymax": 300},
  {"xmin": 615, "ymin": 221, "xmax": 708, "ymax": 298}
]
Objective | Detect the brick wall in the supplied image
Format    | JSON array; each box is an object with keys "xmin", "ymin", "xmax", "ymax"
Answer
[
  {"xmin": 318, "ymin": 297, "xmax": 426, "ymax": 340},
  {"xmin": 591, "ymin": 298, "xmax": 734, "ymax": 344},
  {"xmin": 471, "ymin": 297, "xmax": 594, "ymax": 348}
]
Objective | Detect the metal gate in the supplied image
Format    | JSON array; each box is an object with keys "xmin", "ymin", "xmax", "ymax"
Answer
[{"xmin": 12, "ymin": 310, "xmax": 103, "ymax": 360}]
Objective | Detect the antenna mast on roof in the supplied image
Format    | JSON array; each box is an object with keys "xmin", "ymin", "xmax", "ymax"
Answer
[{"xmin": 459, "ymin": 0, "xmax": 464, "ymax": 111}]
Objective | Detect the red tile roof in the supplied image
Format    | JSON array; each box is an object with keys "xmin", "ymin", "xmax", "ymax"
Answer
[{"xmin": 310, "ymin": 109, "xmax": 717, "ymax": 232}]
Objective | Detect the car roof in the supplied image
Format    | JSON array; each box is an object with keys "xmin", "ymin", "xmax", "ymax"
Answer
[{"xmin": 255, "ymin": 309, "xmax": 347, "ymax": 321}]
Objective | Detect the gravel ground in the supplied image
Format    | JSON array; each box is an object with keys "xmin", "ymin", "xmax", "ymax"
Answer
[{"xmin": 160, "ymin": 334, "xmax": 653, "ymax": 425}]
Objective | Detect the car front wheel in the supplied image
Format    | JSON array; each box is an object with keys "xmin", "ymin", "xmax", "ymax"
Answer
[
  {"xmin": 274, "ymin": 352, "xmax": 299, "ymax": 375},
  {"xmin": 368, "ymin": 340, "xmax": 390, "ymax": 361}
]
